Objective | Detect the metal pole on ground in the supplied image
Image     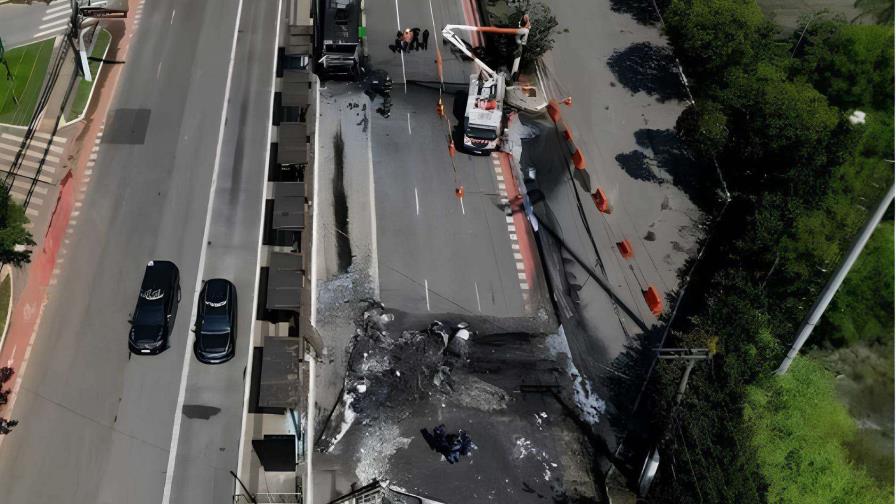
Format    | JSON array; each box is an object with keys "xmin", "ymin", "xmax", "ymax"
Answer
[{"xmin": 775, "ymin": 181, "xmax": 895, "ymax": 375}]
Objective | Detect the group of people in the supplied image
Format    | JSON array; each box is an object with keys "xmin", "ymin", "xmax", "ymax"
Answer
[
  {"xmin": 390, "ymin": 27, "xmax": 431, "ymax": 53},
  {"xmin": 421, "ymin": 424, "xmax": 475, "ymax": 464}
]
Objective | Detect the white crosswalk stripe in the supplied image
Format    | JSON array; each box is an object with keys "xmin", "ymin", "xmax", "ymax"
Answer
[
  {"xmin": 33, "ymin": 26, "xmax": 69, "ymax": 40},
  {"xmin": 45, "ymin": 3, "xmax": 71, "ymax": 14},
  {"xmin": 39, "ymin": 17, "xmax": 70, "ymax": 30},
  {"xmin": 41, "ymin": 9, "xmax": 71, "ymax": 21},
  {"xmin": 0, "ymin": 129, "xmax": 68, "ymax": 218}
]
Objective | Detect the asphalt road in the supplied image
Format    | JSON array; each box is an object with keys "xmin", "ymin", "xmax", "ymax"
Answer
[
  {"xmin": 0, "ymin": 0, "xmax": 254, "ymax": 502},
  {"xmin": 530, "ymin": 0, "xmax": 705, "ymax": 361},
  {"xmin": 164, "ymin": 1, "xmax": 279, "ymax": 503},
  {"xmin": 0, "ymin": 0, "xmax": 74, "ymax": 47},
  {"xmin": 367, "ymin": 0, "xmax": 537, "ymax": 319}
]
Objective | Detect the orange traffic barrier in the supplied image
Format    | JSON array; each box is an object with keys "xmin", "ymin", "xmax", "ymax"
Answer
[
  {"xmin": 591, "ymin": 187, "xmax": 609, "ymax": 213},
  {"xmin": 561, "ymin": 96, "xmax": 573, "ymax": 106},
  {"xmin": 616, "ymin": 240, "xmax": 634, "ymax": 259},
  {"xmin": 572, "ymin": 149, "xmax": 587, "ymax": 170},
  {"xmin": 547, "ymin": 100, "xmax": 561, "ymax": 123},
  {"xmin": 448, "ymin": 141, "xmax": 456, "ymax": 158},
  {"xmin": 643, "ymin": 286, "xmax": 663, "ymax": 317},
  {"xmin": 455, "ymin": 186, "xmax": 465, "ymax": 198},
  {"xmin": 436, "ymin": 99, "xmax": 445, "ymax": 117}
]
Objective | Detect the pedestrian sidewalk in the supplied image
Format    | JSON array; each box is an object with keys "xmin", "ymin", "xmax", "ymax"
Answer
[{"xmin": 0, "ymin": 128, "xmax": 68, "ymax": 225}]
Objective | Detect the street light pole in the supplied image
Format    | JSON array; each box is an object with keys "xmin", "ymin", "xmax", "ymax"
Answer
[
  {"xmin": 70, "ymin": 0, "xmax": 94, "ymax": 82},
  {"xmin": 775, "ymin": 181, "xmax": 895, "ymax": 375}
]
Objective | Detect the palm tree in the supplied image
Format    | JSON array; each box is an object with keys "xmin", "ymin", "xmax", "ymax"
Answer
[{"xmin": 853, "ymin": 0, "xmax": 894, "ymax": 24}]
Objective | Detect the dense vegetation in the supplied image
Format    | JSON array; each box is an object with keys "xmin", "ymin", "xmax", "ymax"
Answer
[
  {"xmin": 0, "ymin": 184, "xmax": 34, "ymax": 266},
  {"xmin": 635, "ymin": 2, "xmax": 893, "ymax": 502},
  {"xmin": 745, "ymin": 358, "xmax": 891, "ymax": 503}
]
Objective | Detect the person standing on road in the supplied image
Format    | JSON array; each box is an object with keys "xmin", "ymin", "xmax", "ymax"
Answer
[
  {"xmin": 401, "ymin": 29, "xmax": 413, "ymax": 52},
  {"xmin": 411, "ymin": 27, "xmax": 422, "ymax": 50},
  {"xmin": 389, "ymin": 30, "xmax": 402, "ymax": 53},
  {"xmin": 421, "ymin": 29, "xmax": 430, "ymax": 50}
]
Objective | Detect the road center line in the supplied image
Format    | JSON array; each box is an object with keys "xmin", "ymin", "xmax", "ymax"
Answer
[
  {"xmin": 393, "ymin": 0, "xmax": 407, "ymax": 92},
  {"xmin": 424, "ymin": 279, "xmax": 431, "ymax": 311},
  {"xmin": 414, "ymin": 186, "xmax": 419, "ymax": 215},
  {"xmin": 161, "ymin": 0, "xmax": 244, "ymax": 502},
  {"xmin": 474, "ymin": 281, "xmax": 481, "ymax": 312}
]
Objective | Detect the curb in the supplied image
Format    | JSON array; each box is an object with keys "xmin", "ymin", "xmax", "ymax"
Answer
[
  {"xmin": 60, "ymin": 27, "xmax": 112, "ymax": 128},
  {"xmin": 0, "ymin": 265, "xmax": 14, "ymax": 356}
]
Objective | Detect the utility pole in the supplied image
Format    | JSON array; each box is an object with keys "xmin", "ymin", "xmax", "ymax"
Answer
[
  {"xmin": 70, "ymin": 0, "xmax": 94, "ymax": 82},
  {"xmin": 775, "ymin": 181, "xmax": 895, "ymax": 375},
  {"xmin": 638, "ymin": 347, "xmax": 710, "ymax": 496}
]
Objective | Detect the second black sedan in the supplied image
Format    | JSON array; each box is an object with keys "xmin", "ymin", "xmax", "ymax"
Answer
[{"xmin": 193, "ymin": 279, "xmax": 237, "ymax": 364}]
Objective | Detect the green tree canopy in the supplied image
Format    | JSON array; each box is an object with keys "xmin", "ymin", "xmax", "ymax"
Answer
[
  {"xmin": 819, "ymin": 223, "xmax": 894, "ymax": 346},
  {"xmin": 0, "ymin": 186, "xmax": 34, "ymax": 266},
  {"xmin": 663, "ymin": 0, "xmax": 771, "ymax": 84},
  {"xmin": 792, "ymin": 20, "xmax": 894, "ymax": 110},
  {"xmin": 675, "ymin": 100, "xmax": 728, "ymax": 160},
  {"xmin": 493, "ymin": 2, "xmax": 562, "ymax": 72},
  {"xmin": 745, "ymin": 358, "xmax": 890, "ymax": 503}
]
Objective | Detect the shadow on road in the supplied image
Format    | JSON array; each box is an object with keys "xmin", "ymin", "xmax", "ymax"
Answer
[
  {"xmin": 607, "ymin": 42, "xmax": 688, "ymax": 103},
  {"xmin": 609, "ymin": 0, "xmax": 663, "ymax": 25}
]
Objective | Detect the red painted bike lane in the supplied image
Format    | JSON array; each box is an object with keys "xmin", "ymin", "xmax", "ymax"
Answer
[{"xmin": 0, "ymin": 0, "xmax": 140, "ymax": 428}]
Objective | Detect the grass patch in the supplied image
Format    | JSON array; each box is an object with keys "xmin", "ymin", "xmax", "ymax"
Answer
[
  {"xmin": 0, "ymin": 38, "xmax": 55, "ymax": 126},
  {"xmin": 0, "ymin": 276, "xmax": 10, "ymax": 336},
  {"xmin": 67, "ymin": 28, "xmax": 112, "ymax": 120}
]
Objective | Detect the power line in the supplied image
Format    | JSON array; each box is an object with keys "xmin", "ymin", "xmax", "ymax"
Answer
[{"xmin": 674, "ymin": 416, "xmax": 705, "ymax": 504}]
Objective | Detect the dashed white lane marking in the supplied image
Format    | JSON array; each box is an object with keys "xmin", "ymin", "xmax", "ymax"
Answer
[
  {"xmin": 407, "ymin": 113, "xmax": 411, "ymax": 135},
  {"xmin": 424, "ymin": 279, "xmax": 431, "ymax": 311},
  {"xmin": 414, "ymin": 186, "xmax": 419, "ymax": 215},
  {"xmin": 161, "ymin": 0, "xmax": 244, "ymax": 499},
  {"xmin": 490, "ymin": 152, "xmax": 530, "ymax": 305},
  {"xmin": 459, "ymin": 196, "xmax": 465, "ymax": 215},
  {"xmin": 393, "ymin": 0, "xmax": 407, "ymax": 92},
  {"xmin": 170, "ymin": 9, "xmax": 176, "ymax": 24},
  {"xmin": 474, "ymin": 281, "xmax": 482, "ymax": 312}
]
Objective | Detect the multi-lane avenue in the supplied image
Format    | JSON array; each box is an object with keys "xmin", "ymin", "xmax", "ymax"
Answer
[{"xmin": 0, "ymin": 0, "xmax": 278, "ymax": 502}]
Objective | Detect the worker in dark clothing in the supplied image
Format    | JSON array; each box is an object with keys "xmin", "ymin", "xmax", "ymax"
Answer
[
  {"xmin": 401, "ymin": 29, "xmax": 413, "ymax": 52},
  {"xmin": 389, "ymin": 30, "xmax": 402, "ymax": 53},
  {"xmin": 411, "ymin": 27, "xmax": 422, "ymax": 50},
  {"xmin": 421, "ymin": 29, "xmax": 430, "ymax": 50}
]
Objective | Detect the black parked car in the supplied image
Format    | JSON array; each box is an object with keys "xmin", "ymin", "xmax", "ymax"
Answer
[
  {"xmin": 193, "ymin": 279, "xmax": 237, "ymax": 364},
  {"xmin": 129, "ymin": 260, "xmax": 180, "ymax": 355}
]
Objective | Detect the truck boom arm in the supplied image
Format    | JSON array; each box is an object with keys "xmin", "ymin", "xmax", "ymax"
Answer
[{"xmin": 441, "ymin": 22, "xmax": 530, "ymax": 80}]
